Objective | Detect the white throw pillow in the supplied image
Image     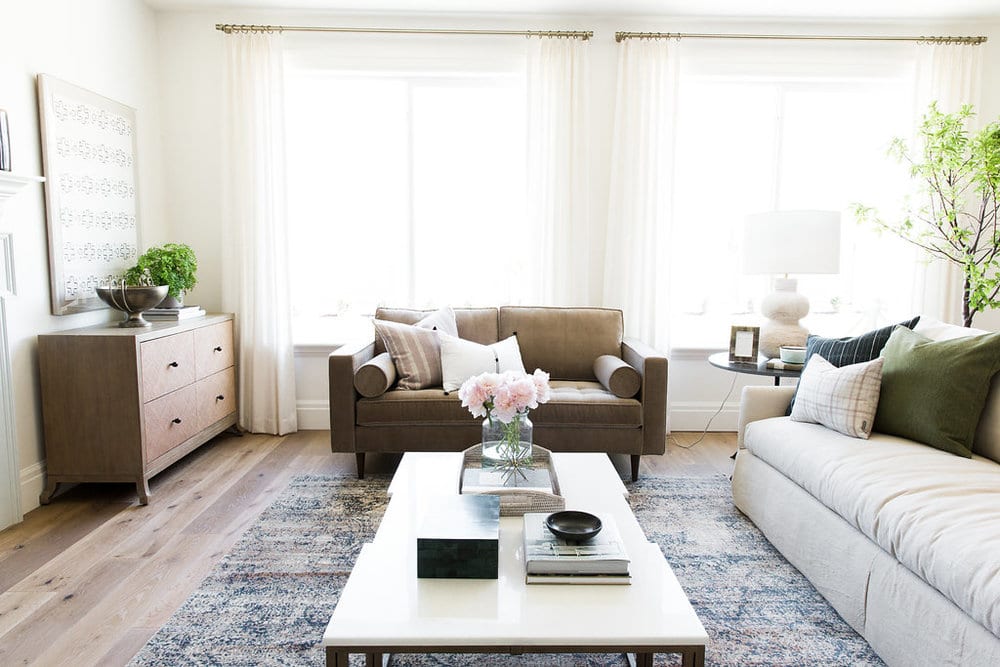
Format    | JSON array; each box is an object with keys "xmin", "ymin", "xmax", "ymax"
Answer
[
  {"xmin": 439, "ymin": 334, "xmax": 526, "ymax": 392},
  {"xmin": 790, "ymin": 354, "xmax": 883, "ymax": 439},
  {"xmin": 416, "ymin": 306, "xmax": 459, "ymax": 337}
]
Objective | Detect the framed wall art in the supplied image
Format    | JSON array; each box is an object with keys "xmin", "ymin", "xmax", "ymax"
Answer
[
  {"xmin": 729, "ymin": 325, "xmax": 760, "ymax": 364},
  {"xmin": 37, "ymin": 74, "xmax": 140, "ymax": 315}
]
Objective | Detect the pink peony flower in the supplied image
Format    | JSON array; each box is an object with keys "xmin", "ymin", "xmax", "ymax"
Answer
[
  {"xmin": 491, "ymin": 385, "xmax": 519, "ymax": 423},
  {"xmin": 507, "ymin": 377, "xmax": 538, "ymax": 411},
  {"xmin": 459, "ymin": 368, "xmax": 553, "ymax": 424},
  {"xmin": 532, "ymin": 368, "xmax": 551, "ymax": 404}
]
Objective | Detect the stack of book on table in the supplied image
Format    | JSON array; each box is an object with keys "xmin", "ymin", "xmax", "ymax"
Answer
[
  {"xmin": 522, "ymin": 512, "xmax": 631, "ymax": 585},
  {"xmin": 144, "ymin": 305, "xmax": 206, "ymax": 321}
]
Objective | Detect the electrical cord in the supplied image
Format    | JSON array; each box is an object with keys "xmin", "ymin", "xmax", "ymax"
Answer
[{"xmin": 669, "ymin": 372, "xmax": 739, "ymax": 449}]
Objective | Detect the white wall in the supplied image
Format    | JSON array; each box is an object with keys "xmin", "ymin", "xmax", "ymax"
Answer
[
  {"xmin": 1, "ymin": 0, "xmax": 166, "ymax": 514},
  {"xmin": 154, "ymin": 10, "xmax": 1000, "ymax": 431}
]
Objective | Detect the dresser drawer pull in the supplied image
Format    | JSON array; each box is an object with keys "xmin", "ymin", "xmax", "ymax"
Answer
[
  {"xmin": 169, "ymin": 361, "xmax": 179, "ymax": 368},
  {"xmin": 214, "ymin": 346, "xmax": 223, "ymax": 352},
  {"xmin": 216, "ymin": 394, "xmax": 225, "ymax": 401},
  {"xmin": 172, "ymin": 417, "xmax": 182, "ymax": 424}
]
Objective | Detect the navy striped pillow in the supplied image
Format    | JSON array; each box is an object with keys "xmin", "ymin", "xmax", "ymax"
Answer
[{"xmin": 786, "ymin": 316, "xmax": 920, "ymax": 414}]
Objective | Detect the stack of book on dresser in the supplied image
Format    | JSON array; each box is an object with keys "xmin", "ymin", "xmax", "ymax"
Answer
[
  {"xmin": 522, "ymin": 512, "xmax": 631, "ymax": 585},
  {"xmin": 145, "ymin": 305, "xmax": 206, "ymax": 321}
]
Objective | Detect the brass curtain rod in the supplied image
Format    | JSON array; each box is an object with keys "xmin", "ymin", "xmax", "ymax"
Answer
[
  {"xmin": 615, "ymin": 31, "xmax": 986, "ymax": 44},
  {"xmin": 216, "ymin": 24, "xmax": 593, "ymax": 40}
]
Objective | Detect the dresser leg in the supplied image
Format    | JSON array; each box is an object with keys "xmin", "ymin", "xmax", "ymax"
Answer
[
  {"xmin": 136, "ymin": 478, "xmax": 151, "ymax": 505},
  {"xmin": 39, "ymin": 479, "xmax": 60, "ymax": 505}
]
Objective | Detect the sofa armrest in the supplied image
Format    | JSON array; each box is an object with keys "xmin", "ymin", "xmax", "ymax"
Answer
[
  {"xmin": 329, "ymin": 340, "xmax": 376, "ymax": 453},
  {"xmin": 737, "ymin": 385, "xmax": 796, "ymax": 449},
  {"xmin": 622, "ymin": 337, "xmax": 668, "ymax": 455}
]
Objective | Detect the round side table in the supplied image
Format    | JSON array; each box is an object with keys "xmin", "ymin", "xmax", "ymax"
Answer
[{"xmin": 707, "ymin": 352, "xmax": 801, "ymax": 386}]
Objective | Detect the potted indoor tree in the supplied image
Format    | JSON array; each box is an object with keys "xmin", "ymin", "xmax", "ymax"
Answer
[
  {"xmin": 854, "ymin": 102, "xmax": 1000, "ymax": 327},
  {"xmin": 125, "ymin": 243, "xmax": 198, "ymax": 308}
]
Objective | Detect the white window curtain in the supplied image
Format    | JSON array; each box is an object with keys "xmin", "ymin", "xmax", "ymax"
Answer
[
  {"xmin": 222, "ymin": 32, "xmax": 297, "ymax": 435},
  {"xmin": 527, "ymin": 37, "xmax": 591, "ymax": 306},
  {"xmin": 603, "ymin": 39, "xmax": 679, "ymax": 351},
  {"xmin": 912, "ymin": 43, "xmax": 984, "ymax": 325}
]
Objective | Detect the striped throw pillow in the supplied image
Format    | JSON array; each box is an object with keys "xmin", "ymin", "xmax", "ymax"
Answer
[
  {"xmin": 373, "ymin": 319, "xmax": 442, "ymax": 390},
  {"xmin": 790, "ymin": 354, "xmax": 884, "ymax": 439}
]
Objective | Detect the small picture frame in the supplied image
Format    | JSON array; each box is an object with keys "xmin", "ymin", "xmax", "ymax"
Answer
[{"xmin": 729, "ymin": 326, "xmax": 760, "ymax": 364}]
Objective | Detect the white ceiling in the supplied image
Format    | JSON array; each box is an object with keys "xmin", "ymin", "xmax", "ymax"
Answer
[{"xmin": 143, "ymin": 0, "xmax": 1000, "ymax": 21}]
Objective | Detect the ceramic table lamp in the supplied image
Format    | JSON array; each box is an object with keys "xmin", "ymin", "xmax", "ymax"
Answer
[{"xmin": 743, "ymin": 210, "xmax": 841, "ymax": 358}]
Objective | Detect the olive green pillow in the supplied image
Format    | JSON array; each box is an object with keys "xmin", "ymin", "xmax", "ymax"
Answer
[{"xmin": 875, "ymin": 326, "xmax": 1000, "ymax": 457}]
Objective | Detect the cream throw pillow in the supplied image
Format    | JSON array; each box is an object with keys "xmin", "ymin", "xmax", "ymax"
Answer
[
  {"xmin": 439, "ymin": 334, "xmax": 526, "ymax": 392},
  {"xmin": 790, "ymin": 354, "xmax": 883, "ymax": 439}
]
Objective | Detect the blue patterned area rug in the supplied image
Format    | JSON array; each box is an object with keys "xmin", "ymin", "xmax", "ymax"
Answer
[{"xmin": 129, "ymin": 474, "xmax": 882, "ymax": 667}]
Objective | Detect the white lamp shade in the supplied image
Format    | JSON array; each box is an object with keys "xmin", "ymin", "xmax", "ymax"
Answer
[{"xmin": 743, "ymin": 210, "xmax": 841, "ymax": 275}]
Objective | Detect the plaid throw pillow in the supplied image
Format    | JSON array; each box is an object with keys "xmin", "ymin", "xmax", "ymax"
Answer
[{"xmin": 790, "ymin": 354, "xmax": 884, "ymax": 439}]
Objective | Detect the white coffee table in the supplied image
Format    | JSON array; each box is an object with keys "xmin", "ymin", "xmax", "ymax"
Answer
[{"xmin": 322, "ymin": 452, "xmax": 708, "ymax": 667}]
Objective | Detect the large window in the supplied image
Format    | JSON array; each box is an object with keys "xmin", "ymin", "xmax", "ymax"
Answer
[
  {"xmin": 285, "ymin": 49, "xmax": 528, "ymax": 338},
  {"xmin": 668, "ymin": 43, "xmax": 920, "ymax": 347}
]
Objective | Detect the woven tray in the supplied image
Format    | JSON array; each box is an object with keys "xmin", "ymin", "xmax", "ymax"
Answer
[{"xmin": 459, "ymin": 444, "xmax": 565, "ymax": 517}]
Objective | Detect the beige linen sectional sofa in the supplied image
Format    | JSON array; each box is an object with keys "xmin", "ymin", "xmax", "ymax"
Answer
[
  {"xmin": 329, "ymin": 306, "xmax": 668, "ymax": 479},
  {"xmin": 733, "ymin": 319, "xmax": 1000, "ymax": 666}
]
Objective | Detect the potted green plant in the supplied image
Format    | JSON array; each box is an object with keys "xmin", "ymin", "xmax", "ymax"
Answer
[
  {"xmin": 854, "ymin": 102, "xmax": 1000, "ymax": 326},
  {"xmin": 124, "ymin": 243, "xmax": 198, "ymax": 308}
]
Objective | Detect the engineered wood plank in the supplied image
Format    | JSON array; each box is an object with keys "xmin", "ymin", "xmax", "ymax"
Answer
[
  {"xmin": 30, "ymin": 533, "xmax": 230, "ymax": 667},
  {"xmin": 181, "ymin": 434, "xmax": 309, "ymax": 537},
  {"xmin": 0, "ymin": 498, "xmax": 132, "ymax": 593},
  {"xmin": 11, "ymin": 433, "xmax": 282, "ymax": 591},
  {"xmin": 111, "ymin": 433, "xmax": 285, "ymax": 559},
  {"xmin": 95, "ymin": 626, "xmax": 156, "ymax": 667},
  {"xmin": 0, "ymin": 556, "xmax": 141, "ymax": 665},
  {"xmin": 0, "ymin": 590, "xmax": 56, "ymax": 637}
]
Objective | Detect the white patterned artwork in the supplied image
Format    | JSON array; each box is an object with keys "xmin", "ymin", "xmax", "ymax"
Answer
[{"xmin": 37, "ymin": 75, "xmax": 140, "ymax": 315}]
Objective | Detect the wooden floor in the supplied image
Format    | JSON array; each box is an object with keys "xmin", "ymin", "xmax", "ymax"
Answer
[{"xmin": 0, "ymin": 430, "xmax": 736, "ymax": 666}]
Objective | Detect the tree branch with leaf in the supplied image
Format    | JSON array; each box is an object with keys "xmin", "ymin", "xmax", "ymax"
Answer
[{"xmin": 853, "ymin": 102, "xmax": 1000, "ymax": 327}]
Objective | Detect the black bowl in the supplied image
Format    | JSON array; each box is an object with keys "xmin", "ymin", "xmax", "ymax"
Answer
[{"xmin": 545, "ymin": 510, "xmax": 602, "ymax": 542}]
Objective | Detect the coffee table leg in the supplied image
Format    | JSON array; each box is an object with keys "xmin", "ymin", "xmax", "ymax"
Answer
[
  {"xmin": 682, "ymin": 646, "xmax": 705, "ymax": 667},
  {"xmin": 627, "ymin": 653, "xmax": 653, "ymax": 667},
  {"xmin": 325, "ymin": 647, "xmax": 349, "ymax": 667}
]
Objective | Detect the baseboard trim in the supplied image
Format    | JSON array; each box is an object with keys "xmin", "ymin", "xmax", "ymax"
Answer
[
  {"xmin": 297, "ymin": 400, "xmax": 330, "ymax": 430},
  {"xmin": 669, "ymin": 401, "xmax": 739, "ymax": 432},
  {"xmin": 20, "ymin": 459, "xmax": 45, "ymax": 515}
]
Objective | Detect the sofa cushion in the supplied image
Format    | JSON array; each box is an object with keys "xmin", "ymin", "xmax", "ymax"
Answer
[
  {"xmin": 790, "ymin": 354, "xmax": 882, "ymax": 439},
  {"xmin": 594, "ymin": 355, "xmax": 641, "ymax": 398},
  {"xmin": 375, "ymin": 307, "xmax": 498, "ymax": 353},
  {"xmin": 744, "ymin": 417, "xmax": 1000, "ymax": 638},
  {"xmin": 357, "ymin": 380, "xmax": 640, "ymax": 428},
  {"xmin": 876, "ymin": 326, "xmax": 1000, "ymax": 458},
  {"xmin": 499, "ymin": 307, "xmax": 623, "ymax": 380}
]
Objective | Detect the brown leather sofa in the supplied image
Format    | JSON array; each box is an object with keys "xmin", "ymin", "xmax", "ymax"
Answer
[{"xmin": 329, "ymin": 306, "xmax": 667, "ymax": 480}]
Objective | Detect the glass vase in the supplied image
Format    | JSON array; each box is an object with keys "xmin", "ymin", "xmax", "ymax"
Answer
[{"xmin": 481, "ymin": 412, "xmax": 533, "ymax": 465}]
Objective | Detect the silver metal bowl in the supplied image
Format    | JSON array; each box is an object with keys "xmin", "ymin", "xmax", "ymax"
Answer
[{"xmin": 95, "ymin": 285, "xmax": 168, "ymax": 327}]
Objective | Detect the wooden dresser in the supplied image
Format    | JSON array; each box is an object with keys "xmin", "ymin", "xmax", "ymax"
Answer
[{"xmin": 37, "ymin": 314, "xmax": 237, "ymax": 505}]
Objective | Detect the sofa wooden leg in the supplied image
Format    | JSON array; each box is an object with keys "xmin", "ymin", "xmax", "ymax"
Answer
[
  {"xmin": 631, "ymin": 454, "xmax": 641, "ymax": 482},
  {"xmin": 356, "ymin": 453, "xmax": 366, "ymax": 480}
]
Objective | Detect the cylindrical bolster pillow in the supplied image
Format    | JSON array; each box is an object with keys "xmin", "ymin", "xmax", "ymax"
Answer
[
  {"xmin": 594, "ymin": 354, "xmax": 641, "ymax": 398},
  {"xmin": 354, "ymin": 352, "xmax": 397, "ymax": 398}
]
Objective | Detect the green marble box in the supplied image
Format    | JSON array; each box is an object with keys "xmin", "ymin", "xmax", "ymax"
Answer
[{"xmin": 416, "ymin": 494, "xmax": 500, "ymax": 579}]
